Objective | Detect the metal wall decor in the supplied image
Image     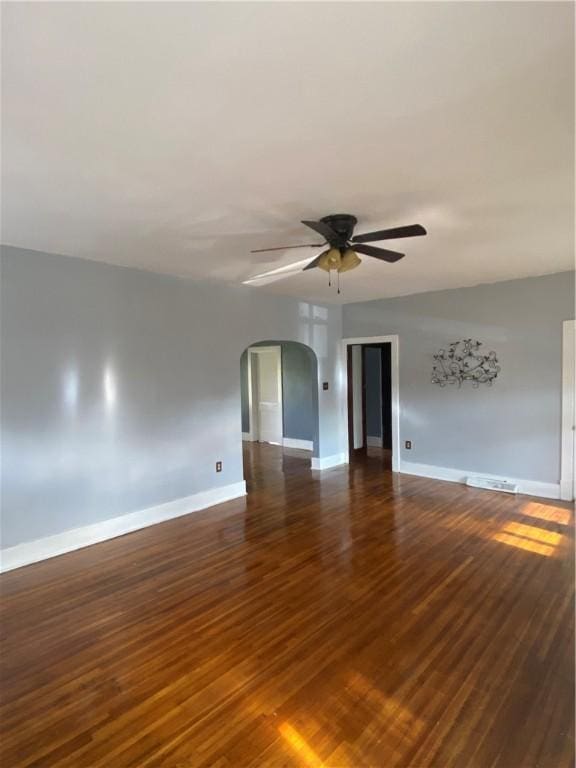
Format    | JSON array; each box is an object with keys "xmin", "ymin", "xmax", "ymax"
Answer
[{"xmin": 432, "ymin": 339, "xmax": 500, "ymax": 387}]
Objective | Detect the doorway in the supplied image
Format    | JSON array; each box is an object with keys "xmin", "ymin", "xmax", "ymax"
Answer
[
  {"xmin": 343, "ymin": 335, "xmax": 399, "ymax": 471},
  {"xmin": 347, "ymin": 342, "xmax": 392, "ymax": 461},
  {"xmin": 248, "ymin": 346, "xmax": 283, "ymax": 445},
  {"xmin": 240, "ymin": 341, "xmax": 320, "ymax": 489},
  {"xmin": 363, "ymin": 344, "xmax": 392, "ymax": 450}
]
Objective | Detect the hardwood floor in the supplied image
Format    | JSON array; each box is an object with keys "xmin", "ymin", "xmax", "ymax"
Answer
[{"xmin": 1, "ymin": 443, "xmax": 573, "ymax": 767}]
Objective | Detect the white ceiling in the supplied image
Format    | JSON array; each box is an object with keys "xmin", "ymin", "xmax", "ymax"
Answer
[{"xmin": 2, "ymin": 2, "xmax": 574, "ymax": 304}]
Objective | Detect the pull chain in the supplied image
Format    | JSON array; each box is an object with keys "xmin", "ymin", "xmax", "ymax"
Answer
[{"xmin": 327, "ymin": 269, "xmax": 342, "ymax": 294}]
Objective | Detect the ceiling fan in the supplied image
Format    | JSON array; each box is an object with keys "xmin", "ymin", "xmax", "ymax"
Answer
[{"xmin": 248, "ymin": 214, "xmax": 427, "ymax": 292}]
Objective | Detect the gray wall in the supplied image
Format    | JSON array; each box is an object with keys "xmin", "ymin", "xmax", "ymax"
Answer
[
  {"xmin": 365, "ymin": 347, "xmax": 382, "ymax": 438},
  {"xmin": 343, "ymin": 272, "xmax": 575, "ymax": 484},
  {"xmin": 282, "ymin": 343, "xmax": 316, "ymax": 443},
  {"xmin": 1, "ymin": 245, "xmax": 343, "ymax": 549},
  {"xmin": 240, "ymin": 350, "xmax": 250, "ymax": 433},
  {"xmin": 240, "ymin": 342, "xmax": 316, "ymax": 443}
]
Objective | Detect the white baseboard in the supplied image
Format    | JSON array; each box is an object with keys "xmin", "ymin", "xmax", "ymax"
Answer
[
  {"xmin": 0, "ymin": 481, "xmax": 247, "ymax": 573},
  {"xmin": 283, "ymin": 437, "xmax": 313, "ymax": 451},
  {"xmin": 242, "ymin": 432, "xmax": 254, "ymax": 442},
  {"xmin": 400, "ymin": 461, "xmax": 560, "ymax": 500},
  {"xmin": 366, "ymin": 435, "xmax": 383, "ymax": 448},
  {"xmin": 311, "ymin": 452, "xmax": 349, "ymax": 471}
]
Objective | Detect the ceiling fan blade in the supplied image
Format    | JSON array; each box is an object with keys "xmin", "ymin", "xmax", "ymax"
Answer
[
  {"xmin": 243, "ymin": 257, "xmax": 313, "ymax": 285},
  {"xmin": 303, "ymin": 250, "xmax": 329, "ymax": 271},
  {"xmin": 352, "ymin": 224, "xmax": 427, "ymax": 244},
  {"xmin": 251, "ymin": 243, "xmax": 324, "ymax": 253},
  {"xmin": 353, "ymin": 244, "xmax": 405, "ymax": 262},
  {"xmin": 301, "ymin": 219, "xmax": 340, "ymax": 242},
  {"xmin": 244, "ymin": 272, "xmax": 298, "ymax": 286}
]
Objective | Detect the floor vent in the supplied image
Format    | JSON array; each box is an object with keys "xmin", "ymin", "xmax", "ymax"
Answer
[{"xmin": 466, "ymin": 476, "xmax": 518, "ymax": 494}]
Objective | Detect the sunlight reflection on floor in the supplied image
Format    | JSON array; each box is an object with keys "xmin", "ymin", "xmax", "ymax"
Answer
[
  {"xmin": 491, "ymin": 504, "xmax": 569, "ymax": 556},
  {"xmin": 492, "ymin": 532, "xmax": 556, "ymax": 557},
  {"xmin": 521, "ymin": 501, "xmax": 572, "ymax": 526},
  {"xmin": 501, "ymin": 521, "xmax": 563, "ymax": 546},
  {"xmin": 279, "ymin": 723, "xmax": 325, "ymax": 768}
]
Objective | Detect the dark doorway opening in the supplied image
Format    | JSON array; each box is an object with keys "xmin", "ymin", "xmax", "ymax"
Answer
[{"xmin": 347, "ymin": 342, "xmax": 392, "ymax": 466}]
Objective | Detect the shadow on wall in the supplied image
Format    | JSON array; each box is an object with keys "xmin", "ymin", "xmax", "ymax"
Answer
[{"xmin": 240, "ymin": 341, "xmax": 319, "ymax": 455}]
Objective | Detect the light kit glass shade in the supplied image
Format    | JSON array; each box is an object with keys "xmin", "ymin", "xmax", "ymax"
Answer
[
  {"xmin": 318, "ymin": 247, "xmax": 342, "ymax": 272},
  {"xmin": 339, "ymin": 249, "xmax": 362, "ymax": 273}
]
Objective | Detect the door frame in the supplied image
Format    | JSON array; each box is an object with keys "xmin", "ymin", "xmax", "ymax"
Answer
[
  {"xmin": 560, "ymin": 319, "xmax": 575, "ymax": 501},
  {"xmin": 247, "ymin": 345, "xmax": 283, "ymax": 444},
  {"xmin": 342, "ymin": 336, "xmax": 400, "ymax": 472},
  {"xmin": 347, "ymin": 344, "xmax": 366, "ymax": 452}
]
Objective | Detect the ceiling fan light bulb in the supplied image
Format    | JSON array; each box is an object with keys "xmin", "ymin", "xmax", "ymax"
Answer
[
  {"xmin": 328, "ymin": 248, "xmax": 342, "ymax": 269},
  {"xmin": 339, "ymin": 249, "xmax": 362, "ymax": 273},
  {"xmin": 318, "ymin": 248, "xmax": 342, "ymax": 272}
]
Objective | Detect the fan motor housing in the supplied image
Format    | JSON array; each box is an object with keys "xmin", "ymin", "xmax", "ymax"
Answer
[{"xmin": 320, "ymin": 214, "xmax": 357, "ymax": 245}]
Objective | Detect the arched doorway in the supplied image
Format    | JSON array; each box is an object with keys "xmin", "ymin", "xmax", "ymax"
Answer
[{"xmin": 240, "ymin": 341, "xmax": 319, "ymax": 486}]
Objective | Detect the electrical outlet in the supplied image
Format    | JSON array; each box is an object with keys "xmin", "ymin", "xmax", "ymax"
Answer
[
  {"xmin": 216, "ymin": 461, "xmax": 222, "ymax": 472},
  {"xmin": 405, "ymin": 440, "xmax": 412, "ymax": 450}
]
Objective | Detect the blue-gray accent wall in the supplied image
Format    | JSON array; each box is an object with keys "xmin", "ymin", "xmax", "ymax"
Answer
[
  {"xmin": 1, "ymin": 245, "xmax": 343, "ymax": 549},
  {"xmin": 343, "ymin": 272, "xmax": 575, "ymax": 484}
]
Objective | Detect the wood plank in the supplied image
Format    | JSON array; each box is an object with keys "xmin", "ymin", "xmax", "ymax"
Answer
[{"xmin": 0, "ymin": 443, "xmax": 573, "ymax": 767}]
